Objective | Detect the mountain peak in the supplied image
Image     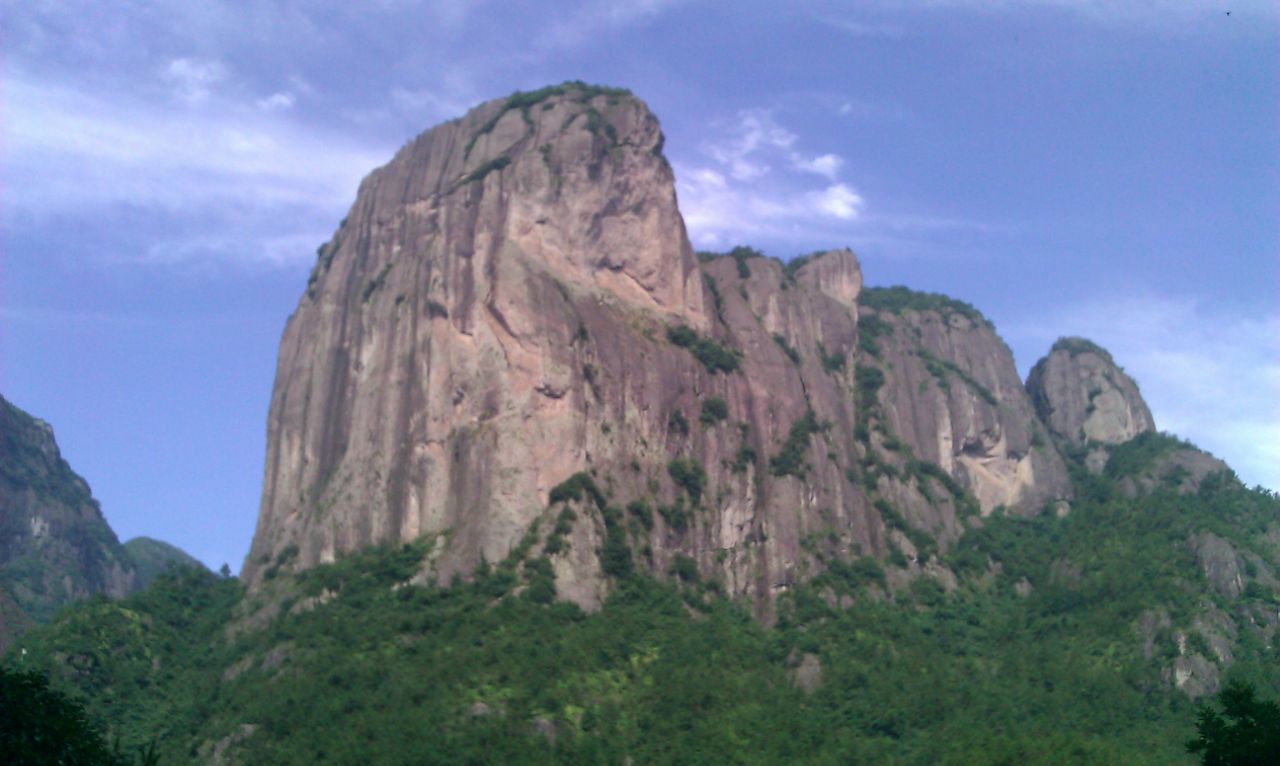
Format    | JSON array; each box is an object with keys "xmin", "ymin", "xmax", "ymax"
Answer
[
  {"xmin": 306, "ymin": 81, "xmax": 702, "ymax": 320},
  {"xmin": 1026, "ymin": 336, "xmax": 1155, "ymax": 452},
  {"xmin": 0, "ymin": 395, "xmax": 137, "ymax": 633},
  {"xmin": 245, "ymin": 86, "xmax": 1077, "ymax": 612}
]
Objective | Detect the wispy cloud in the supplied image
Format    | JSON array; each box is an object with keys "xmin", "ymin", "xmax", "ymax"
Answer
[
  {"xmin": 880, "ymin": 0, "xmax": 1275, "ymax": 25},
  {"xmin": 837, "ymin": 99, "xmax": 910, "ymax": 123},
  {"xmin": 138, "ymin": 231, "xmax": 334, "ymax": 269},
  {"xmin": 3, "ymin": 70, "xmax": 388, "ymax": 266},
  {"xmin": 794, "ymin": 153, "xmax": 843, "ymax": 180},
  {"xmin": 675, "ymin": 109, "xmax": 869, "ymax": 247},
  {"xmin": 535, "ymin": 0, "xmax": 688, "ymax": 52},
  {"xmin": 1004, "ymin": 297, "xmax": 1280, "ymax": 491},
  {"xmin": 705, "ymin": 110, "xmax": 796, "ymax": 180},
  {"xmin": 673, "ymin": 107, "xmax": 1000, "ymax": 252},
  {"xmin": 256, "ymin": 92, "xmax": 296, "ymax": 111},
  {"xmin": 388, "ymin": 71, "xmax": 482, "ymax": 125},
  {"xmin": 820, "ymin": 16, "xmax": 903, "ymax": 38},
  {"xmin": 163, "ymin": 57, "xmax": 227, "ymax": 105},
  {"xmin": 810, "ymin": 183, "xmax": 864, "ymax": 219}
]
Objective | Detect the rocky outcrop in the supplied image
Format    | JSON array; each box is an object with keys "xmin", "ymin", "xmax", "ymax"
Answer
[
  {"xmin": 243, "ymin": 84, "xmax": 1101, "ymax": 611},
  {"xmin": 1027, "ymin": 337, "xmax": 1154, "ymax": 455},
  {"xmin": 248, "ymin": 84, "xmax": 702, "ymax": 583},
  {"xmin": 244, "ymin": 84, "xmax": 895, "ymax": 609},
  {"xmin": 856, "ymin": 288, "xmax": 1072, "ymax": 519},
  {"xmin": 1192, "ymin": 532, "xmax": 1247, "ymax": 600},
  {"xmin": 0, "ymin": 395, "xmax": 136, "ymax": 624},
  {"xmin": 1113, "ymin": 442, "xmax": 1228, "ymax": 497},
  {"xmin": 1025, "ymin": 338, "xmax": 1227, "ymax": 491}
]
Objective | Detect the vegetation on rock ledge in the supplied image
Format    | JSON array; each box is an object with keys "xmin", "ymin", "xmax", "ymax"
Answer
[
  {"xmin": 860, "ymin": 285, "xmax": 988, "ymax": 326},
  {"xmin": 666, "ymin": 325, "xmax": 740, "ymax": 374}
]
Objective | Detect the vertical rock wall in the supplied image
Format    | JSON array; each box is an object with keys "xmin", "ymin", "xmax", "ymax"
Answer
[{"xmin": 245, "ymin": 85, "xmax": 1099, "ymax": 611}]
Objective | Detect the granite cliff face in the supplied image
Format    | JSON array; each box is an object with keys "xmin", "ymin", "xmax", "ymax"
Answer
[
  {"xmin": 1025, "ymin": 338, "xmax": 1226, "ymax": 494},
  {"xmin": 0, "ymin": 396, "xmax": 136, "ymax": 631},
  {"xmin": 245, "ymin": 84, "xmax": 1120, "ymax": 610},
  {"xmin": 1027, "ymin": 338, "xmax": 1154, "ymax": 448},
  {"xmin": 245, "ymin": 83, "xmax": 716, "ymax": 595},
  {"xmin": 858, "ymin": 290, "xmax": 1071, "ymax": 520}
]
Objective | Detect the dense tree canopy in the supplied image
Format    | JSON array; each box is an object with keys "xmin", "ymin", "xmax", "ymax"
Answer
[
  {"xmin": 1, "ymin": 665, "xmax": 121, "ymax": 766},
  {"xmin": 1187, "ymin": 681, "xmax": 1280, "ymax": 766},
  {"xmin": 6, "ymin": 452, "xmax": 1280, "ymax": 764}
]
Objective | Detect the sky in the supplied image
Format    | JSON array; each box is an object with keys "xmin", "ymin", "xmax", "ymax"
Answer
[{"xmin": 2, "ymin": 0, "xmax": 1276, "ymax": 572}]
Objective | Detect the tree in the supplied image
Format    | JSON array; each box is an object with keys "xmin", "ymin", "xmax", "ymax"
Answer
[
  {"xmin": 1186, "ymin": 680, "xmax": 1280, "ymax": 765},
  {"xmin": 0, "ymin": 665, "xmax": 124, "ymax": 765}
]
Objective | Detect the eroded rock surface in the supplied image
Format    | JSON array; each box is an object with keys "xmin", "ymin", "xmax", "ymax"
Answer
[
  {"xmin": 244, "ymin": 85, "xmax": 884, "ymax": 609},
  {"xmin": 857, "ymin": 290, "xmax": 1072, "ymax": 520},
  {"xmin": 1027, "ymin": 337, "xmax": 1154, "ymax": 450},
  {"xmin": 244, "ymin": 85, "xmax": 1111, "ymax": 612}
]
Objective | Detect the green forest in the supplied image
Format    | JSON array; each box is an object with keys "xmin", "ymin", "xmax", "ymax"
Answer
[{"xmin": 6, "ymin": 460, "xmax": 1279, "ymax": 765}]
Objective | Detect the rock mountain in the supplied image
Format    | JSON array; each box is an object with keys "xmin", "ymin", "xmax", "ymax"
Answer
[
  {"xmin": 11, "ymin": 85, "xmax": 1275, "ymax": 766},
  {"xmin": 0, "ymin": 395, "xmax": 204, "ymax": 648},
  {"xmin": 0, "ymin": 395, "xmax": 136, "ymax": 648},
  {"xmin": 244, "ymin": 83, "xmax": 1161, "ymax": 613}
]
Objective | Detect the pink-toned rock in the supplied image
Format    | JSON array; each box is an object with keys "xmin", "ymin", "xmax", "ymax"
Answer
[
  {"xmin": 1027, "ymin": 337, "xmax": 1155, "ymax": 448},
  {"xmin": 243, "ymin": 85, "xmax": 1078, "ymax": 615},
  {"xmin": 856, "ymin": 292, "xmax": 1072, "ymax": 523}
]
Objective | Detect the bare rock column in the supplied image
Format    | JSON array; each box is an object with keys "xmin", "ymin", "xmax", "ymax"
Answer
[{"xmin": 1027, "ymin": 337, "xmax": 1155, "ymax": 471}]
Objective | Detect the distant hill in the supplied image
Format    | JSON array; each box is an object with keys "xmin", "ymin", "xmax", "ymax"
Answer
[
  {"xmin": 124, "ymin": 536, "xmax": 206, "ymax": 588},
  {"xmin": 0, "ymin": 395, "xmax": 201, "ymax": 651},
  {"xmin": 0, "ymin": 395, "xmax": 136, "ymax": 629}
]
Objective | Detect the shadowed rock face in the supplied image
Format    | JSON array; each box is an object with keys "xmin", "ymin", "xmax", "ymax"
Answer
[
  {"xmin": 1027, "ymin": 337, "xmax": 1155, "ymax": 449},
  {"xmin": 0, "ymin": 396, "xmax": 136, "ymax": 626},
  {"xmin": 244, "ymin": 84, "xmax": 1087, "ymax": 611}
]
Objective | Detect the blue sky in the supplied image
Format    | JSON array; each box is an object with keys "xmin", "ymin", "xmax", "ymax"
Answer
[{"xmin": 3, "ymin": 0, "xmax": 1276, "ymax": 571}]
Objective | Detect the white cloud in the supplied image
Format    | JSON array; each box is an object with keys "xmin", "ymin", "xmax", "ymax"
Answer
[
  {"xmin": 811, "ymin": 183, "xmax": 864, "ymax": 220},
  {"xmin": 795, "ymin": 153, "xmax": 843, "ymax": 179},
  {"xmin": 675, "ymin": 168, "xmax": 866, "ymax": 246},
  {"xmin": 256, "ymin": 92, "xmax": 296, "ymax": 111},
  {"xmin": 163, "ymin": 57, "xmax": 227, "ymax": 104},
  {"xmin": 141, "ymin": 231, "xmax": 331, "ymax": 268},
  {"xmin": 675, "ymin": 109, "xmax": 867, "ymax": 246},
  {"xmin": 288, "ymin": 75, "xmax": 316, "ymax": 96},
  {"xmin": 5, "ymin": 73, "xmax": 384, "ymax": 209},
  {"xmin": 704, "ymin": 111, "xmax": 851, "ymax": 182},
  {"xmin": 389, "ymin": 85, "xmax": 476, "ymax": 123},
  {"xmin": 838, "ymin": 99, "xmax": 910, "ymax": 122},
  {"xmin": 1004, "ymin": 297, "xmax": 1280, "ymax": 491},
  {"xmin": 703, "ymin": 110, "xmax": 796, "ymax": 181},
  {"xmin": 689, "ymin": 168, "xmax": 727, "ymax": 188}
]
